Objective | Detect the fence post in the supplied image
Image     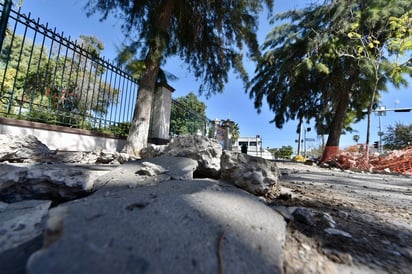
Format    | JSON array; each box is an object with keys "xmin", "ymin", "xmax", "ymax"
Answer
[
  {"xmin": 222, "ymin": 119, "xmax": 234, "ymax": 150},
  {"xmin": 149, "ymin": 83, "xmax": 175, "ymax": 145},
  {"xmin": 0, "ymin": 0, "xmax": 12, "ymax": 51}
]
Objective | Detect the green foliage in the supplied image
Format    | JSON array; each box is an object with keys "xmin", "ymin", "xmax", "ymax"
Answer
[
  {"xmin": 269, "ymin": 145, "xmax": 294, "ymax": 159},
  {"xmin": 382, "ymin": 122, "xmax": 412, "ymax": 149},
  {"xmin": 388, "ymin": 10, "xmax": 412, "ymax": 53},
  {"xmin": 250, "ymin": 0, "xmax": 412, "ymax": 148},
  {"xmin": 106, "ymin": 122, "xmax": 131, "ymax": 137},
  {"xmin": 85, "ymin": 0, "xmax": 274, "ymax": 97},
  {"xmin": 24, "ymin": 107, "xmax": 85, "ymax": 128},
  {"xmin": 231, "ymin": 122, "xmax": 240, "ymax": 143},
  {"xmin": 170, "ymin": 92, "xmax": 209, "ymax": 136},
  {"xmin": 0, "ymin": 31, "xmax": 121, "ymax": 131}
]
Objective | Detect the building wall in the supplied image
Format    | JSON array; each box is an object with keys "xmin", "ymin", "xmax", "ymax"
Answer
[{"xmin": 234, "ymin": 136, "xmax": 273, "ymax": 160}]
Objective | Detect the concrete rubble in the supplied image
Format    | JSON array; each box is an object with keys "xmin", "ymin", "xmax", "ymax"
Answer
[
  {"xmin": 0, "ymin": 134, "xmax": 286, "ymax": 274},
  {"xmin": 324, "ymin": 146, "xmax": 412, "ymax": 175},
  {"xmin": 1, "ymin": 134, "xmax": 411, "ymax": 274}
]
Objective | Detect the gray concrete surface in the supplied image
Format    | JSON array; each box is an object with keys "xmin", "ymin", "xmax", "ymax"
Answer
[{"xmin": 27, "ymin": 178, "xmax": 286, "ymax": 274}]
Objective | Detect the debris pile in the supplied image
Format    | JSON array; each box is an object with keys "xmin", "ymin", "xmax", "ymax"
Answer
[
  {"xmin": 371, "ymin": 146, "xmax": 412, "ymax": 175},
  {"xmin": 326, "ymin": 146, "xmax": 412, "ymax": 175}
]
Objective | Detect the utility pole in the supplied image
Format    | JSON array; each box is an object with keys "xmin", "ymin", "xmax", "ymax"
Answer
[
  {"xmin": 373, "ymin": 106, "xmax": 412, "ymax": 153},
  {"xmin": 297, "ymin": 119, "xmax": 302, "ymax": 156}
]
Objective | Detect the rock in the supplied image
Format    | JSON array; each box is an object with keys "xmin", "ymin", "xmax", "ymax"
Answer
[
  {"xmin": 0, "ymin": 135, "xmax": 52, "ymax": 163},
  {"xmin": 26, "ymin": 179, "xmax": 286, "ymax": 274},
  {"xmin": 115, "ymin": 152, "xmax": 130, "ymax": 164},
  {"xmin": 92, "ymin": 156, "xmax": 198, "ymax": 191},
  {"xmin": 0, "ymin": 163, "xmax": 99, "ymax": 203},
  {"xmin": 0, "ymin": 200, "xmax": 51, "ymax": 253},
  {"xmin": 95, "ymin": 150, "xmax": 117, "ymax": 164},
  {"xmin": 61, "ymin": 151, "xmax": 100, "ymax": 164},
  {"xmin": 163, "ymin": 136, "xmax": 222, "ymax": 179},
  {"xmin": 314, "ymin": 212, "xmax": 336, "ymax": 228},
  {"xmin": 220, "ymin": 151, "xmax": 280, "ymax": 197},
  {"xmin": 134, "ymin": 161, "xmax": 169, "ymax": 177},
  {"xmin": 140, "ymin": 144, "xmax": 167, "ymax": 159},
  {"xmin": 271, "ymin": 205, "xmax": 294, "ymax": 222},
  {"xmin": 0, "ymin": 235, "xmax": 43, "ymax": 274},
  {"xmin": 96, "ymin": 151, "xmax": 130, "ymax": 165},
  {"xmin": 60, "ymin": 150, "xmax": 130, "ymax": 165},
  {"xmin": 324, "ymin": 228, "xmax": 352, "ymax": 238},
  {"xmin": 291, "ymin": 207, "xmax": 316, "ymax": 226},
  {"xmin": 146, "ymin": 156, "xmax": 198, "ymax": 180}
]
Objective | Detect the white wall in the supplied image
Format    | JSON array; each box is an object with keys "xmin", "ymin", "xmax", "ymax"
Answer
[{"xmin": 0, "ymin": 121, "xmax": 126, "ymax": 152}]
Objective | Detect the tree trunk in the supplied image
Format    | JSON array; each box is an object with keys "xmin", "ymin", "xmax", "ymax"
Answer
[
  {"xmin": 123, "ymin": 59, "xmax": 160, "ymax": 156},
  {"xmin": 321, "ymin": 90, "xmax": 351, "ymax": 162},
  {"xmin": 122, "ymin": 2, "xmax": 174, "ymax": 156}
]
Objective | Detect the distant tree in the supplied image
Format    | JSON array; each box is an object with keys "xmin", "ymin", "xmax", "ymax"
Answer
[
  {"xmin": 270, "ymin": 145, "xmax": 293, "ymax": 159},
  {"xmin": 170, "ymin": 92, "xmax": 207, "ymax": 136},
  {"xmin": 249, "ymin": 0, "xmax": 412, "ymax": 162},
  {"xmin": 353, "ymin": 134, "xmax": 360, "ymax": 144},
  {"xmin": 86, "ymin": 0, "xmax": 274, "ymax": 156},
  {"xmin": 231, "ymin": 122, "xmax": 240, "ymax": 143},
  {"xmin": 382, "ymin": 122, "xmax": 412, "ymax": 150}
]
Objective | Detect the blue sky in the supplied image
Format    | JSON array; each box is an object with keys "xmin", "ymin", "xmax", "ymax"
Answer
[{"xmin": 19, "ymin": 0, "xmax": 412, "ymax": 151}]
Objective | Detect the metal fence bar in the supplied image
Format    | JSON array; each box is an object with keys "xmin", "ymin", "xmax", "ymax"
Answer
[
  {"xmin": 0, "ymin": 0, "xmax": 12, "ymax": 50},
  {"xmin": 170, "ymin": 98, "xmax": 214, "ymax": 138},
  {"xmin": 0, "ymin": 2, "xmax": 139, "ymax": 136},
  {"xmin": 0, "ymin": 3, "xmax": 213, "ymax": 140}
]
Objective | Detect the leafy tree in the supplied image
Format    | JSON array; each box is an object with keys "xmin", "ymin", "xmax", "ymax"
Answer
[
  {"xmin": 269, "ymin": 145, "xmax": 293, "ymax": 159},
  {"xmin": 353, "ymin": 134, "xmax": 360, "ymax": 144},
  {"xmin": 336, "ymin": 5, "xmax": 412, "ymax": 158},
  {"xmin": 383, "ymin": 122, "xmax": 412, "ymax": 149},
  {"xmin": 115, "ymin": 43, "xmax": 177, "ymax": 85},
  {"xmin": 231, "ymin": 122, "xmax": 240, "ymax": 143},
  {"xmin": 387, "ymin": 10, "xmax": 412, "ymax": 69},
  {"xmin": 0, "ymin": 31, "xmax": 119, "ymax": 127},
  {"xmin": 170, "ymin": 92, "xmax": 208, "ymax": 136},
  {"xmin": 86, "ymin": 0, "xmax": 274, "ymax": 156},
  {"xmin": 249, "ymin": 0, "xmax": 412, "ymax": 162}
]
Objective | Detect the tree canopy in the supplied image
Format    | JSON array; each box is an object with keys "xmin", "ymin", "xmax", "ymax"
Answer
[
  {"xmin": 85, "ymin": 0, "xmax": 274, "ymax": 155},
  {"xmin": 383, "ymin": 122, "xmax": 412, "ymax": 149},
  {"xmin": 268, "ymin": 145, "xmax": 294, "ymax": 159},
  {"xmin": 249, "ymin": 0, "xmax": 412, "ymax": 161},
  {"xmin": 170, "ymin": 92, "xmax": 208, "ymax": 136},
  {"xmin": 0, "ymin": 32, "xmax": 118, "ymax": 126}
]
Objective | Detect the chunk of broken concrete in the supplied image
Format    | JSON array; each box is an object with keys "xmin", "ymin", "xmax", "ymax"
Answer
[{"xmin": 220, "ymin": 151, "xmax": 280, "ymax": 198}]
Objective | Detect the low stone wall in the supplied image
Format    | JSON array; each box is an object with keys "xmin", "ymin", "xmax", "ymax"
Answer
[{"xmin": 0, "ymin": 117, "xmax": 126, "ymax": 152}]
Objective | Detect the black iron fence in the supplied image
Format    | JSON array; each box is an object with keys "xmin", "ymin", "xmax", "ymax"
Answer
[
  {"xmin": 170, "ymin": 99, "xmax": 214, "ymax": 138},
  {"xmin": 0, "ymin": 2, "xmax": 138, "ymax": 135},
  {"xmin": 0, "ymin": 1, "xmax": 213, "ymax": 139}
]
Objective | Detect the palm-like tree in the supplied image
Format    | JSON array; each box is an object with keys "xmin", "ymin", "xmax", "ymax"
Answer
[
  {"xmin": 86, "ymin": 0, "xmax": 274, "ymax": 156},
  {"xmin": 353, "ymin": 135, "xmax": 360, "ymax": 144},
  {"xmin": 249, "ymin": 0, "xmax": 412, "ymax": 162}
]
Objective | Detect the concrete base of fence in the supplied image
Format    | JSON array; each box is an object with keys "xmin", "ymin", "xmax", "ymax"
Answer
[
  {"xmin": 0, "ymin": 117, "xmax": 126, "ymax": 152},
  {"xmin": 148, "ymin": 137, "xmax": 170, "ymax": 145}
]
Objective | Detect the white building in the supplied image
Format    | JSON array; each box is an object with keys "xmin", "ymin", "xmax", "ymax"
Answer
[{"xmin": 233, "ymin": 136, "xmax": 273, "ymax": 160}]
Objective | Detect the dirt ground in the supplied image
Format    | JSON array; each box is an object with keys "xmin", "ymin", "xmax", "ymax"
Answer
[{"xmin": 273, "ymin": 161, "xmax": 412, "ymax": 274}]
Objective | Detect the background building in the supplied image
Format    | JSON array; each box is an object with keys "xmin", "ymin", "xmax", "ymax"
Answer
[{"xmin": 234, "ymin": 136, "xmax": 273, "ymax": 159}]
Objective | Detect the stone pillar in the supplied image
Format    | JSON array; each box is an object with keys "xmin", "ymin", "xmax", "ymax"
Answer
[
  {"xmin": 222, "ymin": 119, "xmax": 234, "ymax": 151},
  {"xmin": 149, "ymin": 84, "xmax": 175, "ymax": 145},
  {"xmin": 213, "ymin": 119, "xmax": 221, "ymax": 139}
]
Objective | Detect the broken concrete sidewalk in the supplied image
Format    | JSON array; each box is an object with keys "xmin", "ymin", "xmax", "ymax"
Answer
[{"xmin": 26, "ymin": 172, "xmax": 286, "ymax": 274}]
